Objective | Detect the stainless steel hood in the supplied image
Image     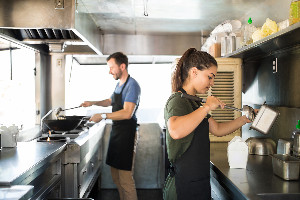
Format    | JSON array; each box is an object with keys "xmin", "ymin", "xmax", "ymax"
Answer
[{"xmin": 0, "ymin": 0, "xmax": 102, "ymax": 55}]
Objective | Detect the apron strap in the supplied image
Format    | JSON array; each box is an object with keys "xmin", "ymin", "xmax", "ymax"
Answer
[
  {"xmin": 179, "ymin": 88, "xmax": 201, "ymax": 111},
  {"xmin": 169, "ymin": 162, "xmax": 176, "ymax": 177},
  {"xmin": 120, "ymin": 74, "xmax": 130, "ymax": 94}
]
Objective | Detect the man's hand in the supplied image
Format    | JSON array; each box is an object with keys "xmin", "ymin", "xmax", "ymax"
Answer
[
  {"xmin": 89, "ymin": 114, "xmax": 103, "ymax": 123},
  {"xmin": 80, "ymin": 101, "xmax": 94, "ymax": 107}
]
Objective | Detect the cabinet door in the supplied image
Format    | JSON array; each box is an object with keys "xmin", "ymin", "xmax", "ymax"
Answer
[{"xmin": 198, "ymin": 58, "xmax": 242, "ymax": 142}]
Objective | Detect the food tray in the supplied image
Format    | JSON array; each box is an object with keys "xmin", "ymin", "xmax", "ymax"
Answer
[{"xmin": 271, "ymin": 154, "xmax": 300, "ymax": 180}]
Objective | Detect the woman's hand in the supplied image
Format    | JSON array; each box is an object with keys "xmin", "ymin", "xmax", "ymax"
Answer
[
  {"xmin": 204, "ymin": 96, "xmax": 226, "ymax": 111},
  {"xmin": 242, "ymin": 115, "xmax": 252, "ymax": 123}
]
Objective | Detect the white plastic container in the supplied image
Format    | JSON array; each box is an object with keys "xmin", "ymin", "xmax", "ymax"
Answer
[
  {"xmin": 0, "ymin": 125, "xmax": 19, "ymax": 148},
  {"xmin": 227, "ymin": 136, "xmax": 248, "ymax": 168}
]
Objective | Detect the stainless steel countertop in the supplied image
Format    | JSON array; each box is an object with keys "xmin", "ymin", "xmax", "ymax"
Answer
[
  {"xmin": 0, "ymin": 185, "xmax": 34, "ymax": 200},
  {"xmin": 0, "ymin": 141, "xmax": 66, "ymax": 185},
  {"xmin": 210, "ymin": 143, "xmax": 300, "ymax": 200}
]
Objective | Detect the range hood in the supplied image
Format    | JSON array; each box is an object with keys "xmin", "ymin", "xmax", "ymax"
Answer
[{"xmin": 0, "ymin": 0, "xmax": 102, "ymax": 55}]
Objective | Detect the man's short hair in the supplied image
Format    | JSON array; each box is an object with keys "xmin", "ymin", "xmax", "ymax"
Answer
[{"xmin": 107, "ymin": 52, "xmax": 128, "ymax": 69}]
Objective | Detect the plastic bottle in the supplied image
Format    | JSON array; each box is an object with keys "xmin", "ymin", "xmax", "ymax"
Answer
[
  {"xmin": 292, "ymin": 120, "xmax": 300, "ymax": 155},
  {"xmin": 292, "ymin": 120, "xmax": 300, "ymax": 137},
  {"xmin": 241, "ymin": 17, "xmax": 257, "ymax": 46},
  {"xmin": 289, "ymin": 0, "xmax": 300, "ymax": 25}
]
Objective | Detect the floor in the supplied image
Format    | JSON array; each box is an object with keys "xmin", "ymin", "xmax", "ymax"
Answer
[{"xmin": 89, "ymin": 189, "xmax": 163, "ymax": 200}]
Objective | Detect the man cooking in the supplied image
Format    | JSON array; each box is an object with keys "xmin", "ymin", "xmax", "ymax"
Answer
[{"xmin": 80, "ymin": 52, "xmax": 141, "ymax": 200}]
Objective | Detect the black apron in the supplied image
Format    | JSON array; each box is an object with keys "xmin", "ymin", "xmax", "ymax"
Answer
[
  {"xmin": 106, "ymin": 75, "xmax": 138, "ymax": 171},
  {"xmin": 171, "ymin": 88, "xmax": 211, "ymax": 200}
]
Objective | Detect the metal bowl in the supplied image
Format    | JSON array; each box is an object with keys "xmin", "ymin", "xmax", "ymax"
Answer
[{"xmin": 245, "ymin": 137, "xmax": 276, "ymax": 155}]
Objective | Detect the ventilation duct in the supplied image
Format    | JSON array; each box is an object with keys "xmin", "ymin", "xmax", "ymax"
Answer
[{"xmin": 0, "ymin": 0, "xmax": 102, "ymax": 55}]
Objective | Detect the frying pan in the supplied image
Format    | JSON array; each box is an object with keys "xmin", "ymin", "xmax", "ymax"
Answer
[
  {"xmin": 43, "ymin": 116, "xmax": 90, "ymax": 132},
  {"xmin": 43, "ymin": 118, "xmax": 83, "ymax": 132}
]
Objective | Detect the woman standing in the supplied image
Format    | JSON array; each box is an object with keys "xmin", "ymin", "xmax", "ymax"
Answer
[{"xmin": 163, "ymin": 48, "xmax": 252, "ymax": 200}]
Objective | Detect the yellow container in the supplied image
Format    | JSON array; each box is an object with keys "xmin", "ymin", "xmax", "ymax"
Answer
[{"xmin": 289, "ymin": 0, "xmax": 300, "ymax": 25}]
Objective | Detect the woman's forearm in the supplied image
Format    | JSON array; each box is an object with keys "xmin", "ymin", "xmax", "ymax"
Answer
[{"xmin": 210, "ymin": 116, "xmax": 248, "ymax": 137}]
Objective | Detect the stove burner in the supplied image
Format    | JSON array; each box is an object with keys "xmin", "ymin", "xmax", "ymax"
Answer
[
  {"xmin": 37, "ymin": 136, "xmax": 70, "ymax": 142},
  {"xmin": 43, "ymin": 127, "xmax": 86, "ymax": 135}
]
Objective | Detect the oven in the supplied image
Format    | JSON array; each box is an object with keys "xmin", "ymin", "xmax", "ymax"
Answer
[{"xmin": 37, "ymin": 122, "xmax": 105, "ymax": 198}]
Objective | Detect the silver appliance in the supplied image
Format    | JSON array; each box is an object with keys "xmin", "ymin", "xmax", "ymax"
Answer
[{"xmin": 38, "ymin": 123, "xmax": 104, "ymax": 198}]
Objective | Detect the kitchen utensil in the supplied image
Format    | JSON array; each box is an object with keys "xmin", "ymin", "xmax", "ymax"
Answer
[
  {"xmin": 43, "ymin": 118, "xmax": 84, "ymax": 132},
  {"xmin": 277, "ymin": 139, "xmax": 292, "ymax": 155},
  {"xmin": 55, "ymin": 106, "xmax": 81, "ymax": 116},
  {"xmin": 181, "ymin": 94, "xmax": 279, "ymax": 134},
  {"xmin": 41, "ymin": 107, "xmax": 89, "ymax": 132},
  {"xmin": 271, "ymin": 154, "xmax": 300, "ymax": 180},
  {"xmin": 181, "ymin": 93, "xmax": 242, "ymax": 111},
  {"xmin": 245, "ymin": 137, "xmax": 276, "ymax": 155},
  {"xmin": 250, "ymin": 103, "xmax": 279, "ymax": 134},
  {"xmin": 180, "ymin": 93, "xmax": 256, "ymax": 120},
  {"xmin": 63, "ymin": 116, "xmax": 90, "ymax": 126}
]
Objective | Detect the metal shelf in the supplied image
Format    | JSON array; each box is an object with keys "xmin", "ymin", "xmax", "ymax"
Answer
[{"xmin": 225, "ymin": 22, "xmax": 300, "ymax": 59}]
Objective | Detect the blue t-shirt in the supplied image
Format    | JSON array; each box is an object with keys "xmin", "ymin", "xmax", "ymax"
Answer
[{"xmin": 111, "ymin": 76, "xmax": 141, "ymax": 120}]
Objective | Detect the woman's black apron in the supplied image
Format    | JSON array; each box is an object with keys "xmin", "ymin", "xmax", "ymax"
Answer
[
  {"xmin": 106, "ymin": 75, "xmax": 137, "ymax": 171},
  {"xmin": 171, "ymin": 88, "xmax": 211, "ymax": 199}
]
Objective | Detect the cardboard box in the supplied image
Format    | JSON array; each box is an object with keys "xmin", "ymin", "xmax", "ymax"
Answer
[{"xmin": 209, "ymin": 43, "xmax": 221, "ymax": 58}]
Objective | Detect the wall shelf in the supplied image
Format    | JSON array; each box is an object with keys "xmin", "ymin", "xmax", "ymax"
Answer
[{"xmin": 225, "ymin": 23, "xmax": 300, "ymax": 59}]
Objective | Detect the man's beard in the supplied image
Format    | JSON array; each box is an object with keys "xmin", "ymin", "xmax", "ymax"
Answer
[{"xmin": 113, "ymin": 71, "xmax": 122, "ymax": 80}]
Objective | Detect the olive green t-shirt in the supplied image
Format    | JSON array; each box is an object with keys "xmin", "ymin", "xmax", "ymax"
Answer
[
  {"xmin": 163, "ymin": 92, "xmax": 210, "ymax": 200},
  {"xmin": 164, "ymin": 92, "xmax": 196, "ymax": 163}
]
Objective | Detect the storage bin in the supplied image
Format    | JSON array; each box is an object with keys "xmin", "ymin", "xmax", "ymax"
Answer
[{"xmin": 271, "ymin": 154, "xmax": 300, "ymax": 180}]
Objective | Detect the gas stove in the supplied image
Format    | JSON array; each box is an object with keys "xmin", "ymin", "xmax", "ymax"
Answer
[
  {"xmin": 36, "ymin": 121, "xmax": 104, "ymax": 198},
  {"xmin": 37, "ymin": 136, "xmax": 71, "ymax": 142},
  {"xmin": 39, "ymin": 126, "xmax": 89, "ymax": 141}
]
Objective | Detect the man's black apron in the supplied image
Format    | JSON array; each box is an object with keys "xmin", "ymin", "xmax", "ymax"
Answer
[
  {"xmin": 106, "ymin": 75, "xmax": 137, "ymax": 171},
  {"xmin": 171, "ymin": 88, "xmax": 211, "ymax": 199}
]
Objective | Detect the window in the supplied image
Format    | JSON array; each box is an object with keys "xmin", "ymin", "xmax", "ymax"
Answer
[
  {"xmin": 65, "ymin": 60, "xmax": 172, "ymax": 124},
  {"xmin": 0, "ymin": 48, "xmax": 36, "ymax": 129}
]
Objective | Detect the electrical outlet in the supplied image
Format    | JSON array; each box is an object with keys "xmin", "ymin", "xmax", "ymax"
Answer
[
  {"xmin": 55, "ymin": 0, "xmax": 64, "ymax": 9},
  {"xmin": 57, "ymin": 59, "xmax": 62, "ymax": 67},
  {"xmin": 272, "ymin": 58, "xmax": 277, "ymax": 73}
]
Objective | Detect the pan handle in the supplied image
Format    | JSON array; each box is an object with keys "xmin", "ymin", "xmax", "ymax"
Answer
[
  {"xmin": 180, "ymin": 93, "xmax": 206, "ymax": 103},
  {"xmin": 61, "ymin": 106, "xmax": 81, "ymax": 112}
]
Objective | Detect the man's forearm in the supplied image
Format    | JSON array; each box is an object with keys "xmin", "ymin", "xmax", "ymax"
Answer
[{"xmin": 94, "ymin": 99, "xmax": 111, "ymax": 107}]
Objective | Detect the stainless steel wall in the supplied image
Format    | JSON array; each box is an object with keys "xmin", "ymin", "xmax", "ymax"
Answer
[
  {"xmin": 102, "ymin": 34, "xmax": 202, "ymax": 55},
  {"xmin": 38, "ymin": 53, "xmax": 51, "ymax": 119},
  {"xmin": 242, "ymin": 46, "xmax": 300, "ymax": 142}
]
